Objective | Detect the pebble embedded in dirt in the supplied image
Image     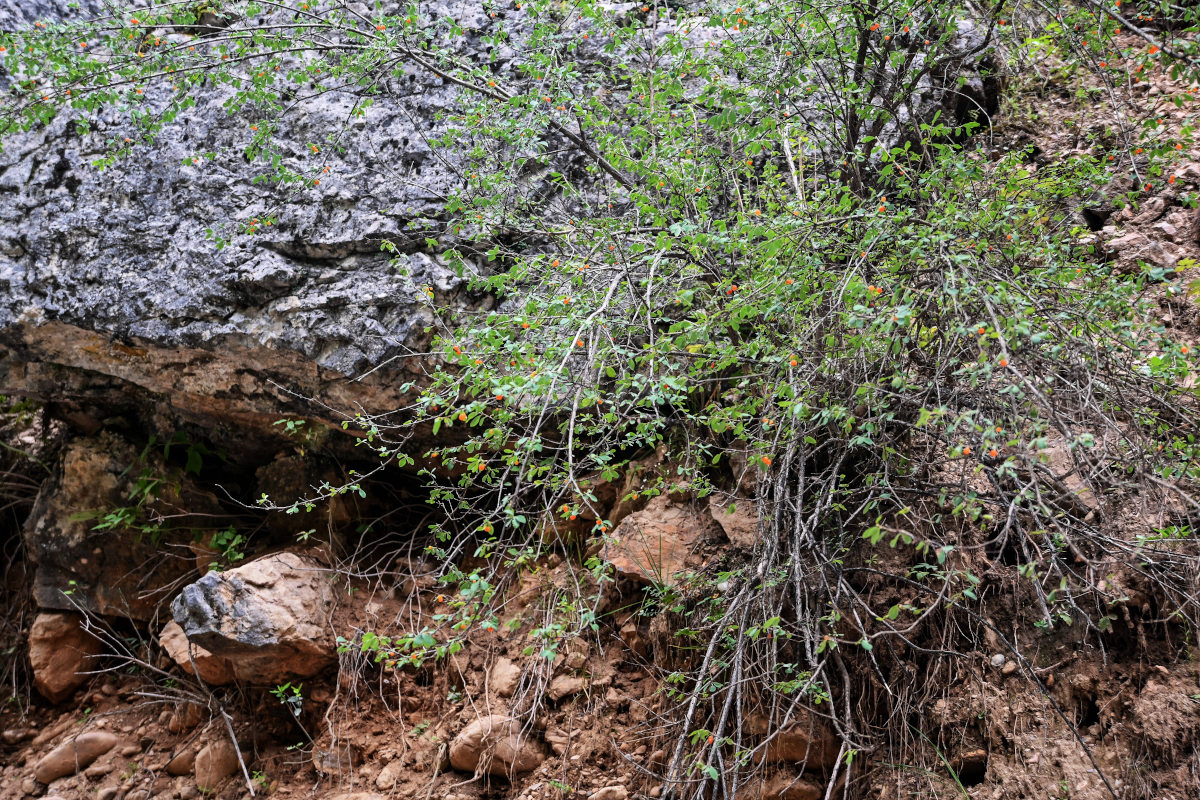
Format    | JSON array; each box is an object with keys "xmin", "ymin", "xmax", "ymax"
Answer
[
  {"xmin": 1, "ymin": 728, "xmax": 31, "ymax": 745},
  {"xmin": 28, "ymin": 611, "xmax": 103, "ymax": 704},
  {"xmin": 989, "ymin": 653, "xmax": 1006, "ymax": 668},
  {"xmin": 374, "ymin": 758, "xmax": 405, "ymax": 790},
  {"xmin": 166, "ymin": 746, "xmax": 196, "ymax": 776},
  {"xmin": 194, "ymin": 738, "xmax": 240, "ymax": 792},
  {"xmin": 548, "ymin": 674, "xmax": 587, "ymax": 701},
  {"xmin": 33, "ymin": 731, "xmax": 120, "ymax": 783},
  {"xmin": 448, "ymin": 715, "xmax": 546, "ymax": 777},
  {"xmin": 489, "ymin": 657, "xmax": 521, "ymax": 698},
  {"xmin": 588, "ymin": 786, "xmax": 629, "ymax": 800}
]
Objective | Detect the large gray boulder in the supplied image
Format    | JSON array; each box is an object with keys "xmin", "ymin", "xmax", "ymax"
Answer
[{"xmin": 0, "ymin": 3, "xmax": 995, "ymax": 456}]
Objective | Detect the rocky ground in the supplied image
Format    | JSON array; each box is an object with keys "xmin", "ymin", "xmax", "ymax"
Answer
[{"xmin": 2, "ymin": 14, "xmax": 1200, "ymax": 800}]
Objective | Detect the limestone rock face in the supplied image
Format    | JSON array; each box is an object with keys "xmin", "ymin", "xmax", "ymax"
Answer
[
  {"xmin": 171, "ymin": 552, "xmax": 334, "ymax": 684},
  {"xmin": 22, "ymin": 433, "xmax": 219, "ymax": 620},
  {"xmin": 0, "ymin": 1, "xmax": 993, "ymax": 465},
  {"xmin": 33, "ymin": 732, "xmax": 119, "ymax": 784},
  {"xmin": 448, "ymin": 715, "xmax": 545, "ymax": 777},
  {"xmin": 28, "ymin": 611, "xmax": 101, "ymax": 703},
  {"xmin": 601, "ymin": 495, "xmax": 722, "ymax": 585}
]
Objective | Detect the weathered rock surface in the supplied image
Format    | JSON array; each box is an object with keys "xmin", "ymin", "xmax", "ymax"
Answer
[
  {"xmin": 708, "ymin": 498, "xmax": 760, "ymax": 550},
  {"xmin": 0, "ymin": 1, "xmax": 993, "ymax": 468},
  {"xmin": 748, "ymin": 713, "xmax": 839, "ymax": 769},
  {"xmin": 33, "ymin": 731, "xmax": 119, "ymax": 783},
  {"xmin": 158, "ymin": 621, "xmax": 235, "ymax": 686},
  {"xmin": 448, "ymin": 715, "xmax": 545, "ymax": 777},
  {"xmin": 587, "ymin": 787, "xmax": 629, "ymax": 800},
  {"xmin": 374, "ymin": 759, "xmax": 406, "ymax": 791},
  {"xmin": 193, "ymin": 739, "xmax": 240, "ymax": 792},
  {"xmin": 601, "ymin": 495, "xmax": 722, "ymax": 585},
  {"xmin": 547, "ymin": 674, "xmax": 588, "ymax": 702},
  {"xmin": 28, "ymin": 611, "xmax": 101, "ymax": 703},
  {"xmin": 171, "ymin": 552, "xmax": 334, "ymax": 684},
  {"xmin": 489, "ymin": 657, "xmax": 522, "ymax": 698},
  {"xmin": 165, "ymin": 746, "xmax": 197, "ymax": 777},
  {"xmin": 756, "ymin": 773, "xmax": 826, "ymax": 800},
  {"xmin": 22, "ymin": 432, "xmax": 219, "ymax": 620}
]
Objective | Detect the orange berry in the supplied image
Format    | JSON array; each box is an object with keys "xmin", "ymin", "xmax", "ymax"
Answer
[
  {"xmin": 999, "ymin": 358, "xmax": 1008, "ymax": 367},
  {"xmin": 988, "ymin": 448, "xmax": 998, "ymax": 458},
  {"xmin": 962, "ymin": 446, "xmax": 971, "ymax": 456},
  {"xmin": 761, "ymin": 456, "xmax": 772, "ymax": 466},
  {"xmin": 458, "ymin": 412, "xmax": 467, "ymax": 421},
  {"xmin": 478, "ymin": 463, "xmax": 486, "ymax": 471}
]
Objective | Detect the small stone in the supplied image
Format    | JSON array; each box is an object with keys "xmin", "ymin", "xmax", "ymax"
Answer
[
  {"xmin": 1154, "ymin": 221, "xmax": 1178, "ymax": 239},
  {"xmin": 547, "ymin": 674, "xmax": 587, "ymax": 702},
  {"xmin": 375, "ymin": 759, "xmax": 404, "ymax": 790},
  {"xmin": 1, "ymin": 728, "xmax": 31, "ymax": 745},
  {"xmin": 989, "ymin": 654, "xmax": 1006, "ymax": 669},
  {"xmin": 1001, "ymin": 661, "xmax": 1018, "ymax": 676},
  {"xmin": 166, "ymin": 747, "xmax": 197, "ymax": 776},
  {"xmin": 20, "ymin": 778, "xmax": 36, "ymax": 796},
  {"xmin": 618, "ymin": 623, "xmax": 647, "ymax": 657},
  {"xmin": 194, "ymin": 739, "xmax": 240, "ymax": 792},
  {"xmin": 588, "ymin": 786, "xmax": 628, "ymax": 800},
  {"xmin": 448, "ymin": 715, "xmax": 546, "ymax": 777},
  {"xmin": 97, "ymin": 787, "xmax": 121, "ymax": 800},
  {"xmin": 1106, "ymin": 232, "xmax": 1150, "ymax": 253},
  {"xmin": 489, "ymin": 657, "xmax": 521, "ymax": 698},
  {"xmin": 29, "ymin": 612, "xmax": 103, "ymax": 703},
  {"xmin": 601, "ymin": 495, "xmax": 722, "ymax": 585},
  {"xmin": 121, "ymin": 744, "xmax": 142, "ymax": 757},
  {"xmin": 34, "ymin": 731, "xmax": 120, "ymax": 783},
  {"xmin": 544, "ymin": 729, "xmax": 570, "ymax": 756}
]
